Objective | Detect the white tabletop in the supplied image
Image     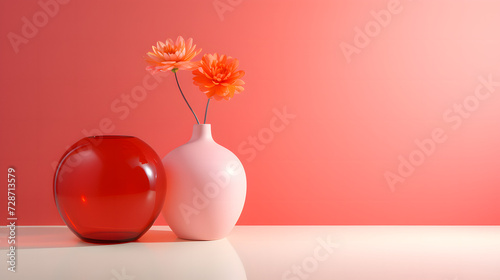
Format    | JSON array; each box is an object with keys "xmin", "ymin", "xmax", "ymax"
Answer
[{"xmin": 1, "ymin": 226, "xmax": 499, "ymax": 279}]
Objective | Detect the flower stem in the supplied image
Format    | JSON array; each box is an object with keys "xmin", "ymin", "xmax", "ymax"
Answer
[
  {"xmin": 174, "ymin": 72, "xmax": 199, "ymax": 124},
  {"xmin": 204, "ymin": 98, "xmax": 210, "ymax": 124}
]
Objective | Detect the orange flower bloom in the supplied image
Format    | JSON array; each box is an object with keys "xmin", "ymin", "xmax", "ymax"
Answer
[
  {"xmin": 145, "ymin": 36, "xmax": 202, "ymax": 73},
  {"xmin": 192, "ymin": 53, "xmax": 245, "ymax": 101}
]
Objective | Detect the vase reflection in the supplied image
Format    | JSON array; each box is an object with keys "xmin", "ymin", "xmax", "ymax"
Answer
[{"xmin": 3, "ymin": 227, "xmax": 247, "ymax": 280}]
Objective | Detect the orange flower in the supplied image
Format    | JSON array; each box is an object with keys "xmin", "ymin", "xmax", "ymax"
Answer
[
  {"xmin": 192, "ymin": 53, "xmax": 245, "ymax": 101},
  {"xmin": 145, "ymin": 36, "xmax": 202, "ymax": 73}
]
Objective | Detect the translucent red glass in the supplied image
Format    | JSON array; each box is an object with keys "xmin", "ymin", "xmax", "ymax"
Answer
[{"xmin": 54, "ymin": 136, "xmax": 166, "ymax": 243}]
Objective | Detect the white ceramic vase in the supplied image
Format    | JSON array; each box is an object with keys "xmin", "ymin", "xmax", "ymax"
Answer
[{"xmin": 162, "ymin": 124, "xmax": 247, "ymax": 240}]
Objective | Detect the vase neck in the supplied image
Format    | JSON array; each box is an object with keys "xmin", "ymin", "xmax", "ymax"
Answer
[{"xmin": 189, "ymin": 124, "xmax": 213, "ymax": 142}]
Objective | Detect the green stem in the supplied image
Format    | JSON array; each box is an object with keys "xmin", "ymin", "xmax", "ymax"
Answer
[
  {"xmin": 174, "ymin": 72, "xmax": 199, "ymax": 124},
  {"xmin": 204, "ymin": 98, "xmax": 210, "ymax": 124}
]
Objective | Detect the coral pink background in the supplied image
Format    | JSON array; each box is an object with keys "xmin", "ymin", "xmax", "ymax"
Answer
[{"xmin": 1, "ymin": 0, "xmax": 500, "ymax": 225}]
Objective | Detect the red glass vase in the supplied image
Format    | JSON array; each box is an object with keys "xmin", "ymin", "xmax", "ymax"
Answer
[{"xmin": 54, "ymin": 136, "xmax": 166, "ymax": 243}]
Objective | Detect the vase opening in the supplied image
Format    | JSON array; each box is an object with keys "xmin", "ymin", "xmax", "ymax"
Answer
[
  {"xmin": 87, "ymin": 135, "xmax": 134, "ymax": 140},
  {"xmin": 189, "ymin": 124, "xmax": 213, "ymax": 142}
]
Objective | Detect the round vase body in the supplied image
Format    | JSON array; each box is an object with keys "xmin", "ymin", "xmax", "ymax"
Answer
[
  {"xmin": 162, "ymin": 124, "xmax": 246, "ymax": 240},
  {"xmin": 54, "ymin": 136, "xmax": 166, "ymax": 243}
]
